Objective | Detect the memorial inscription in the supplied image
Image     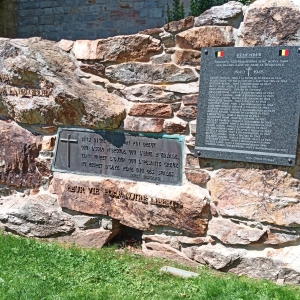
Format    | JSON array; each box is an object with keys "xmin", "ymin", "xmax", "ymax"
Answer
[
  {"xmin": 53, "ymin": 128, "xmax": 183, "ymax": 185},
  {"xmin": 195, "ymin": 46, "xmax": 300, "ymax": 166}
]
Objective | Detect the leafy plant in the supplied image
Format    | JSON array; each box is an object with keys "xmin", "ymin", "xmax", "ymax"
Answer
[{"xmin": 166, "ymin": 0, "xmax": 185, "ymax": 23}]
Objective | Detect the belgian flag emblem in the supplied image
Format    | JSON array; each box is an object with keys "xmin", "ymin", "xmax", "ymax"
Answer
[
  {"xmin": 215, "ymin": 51, "xmax": 225, "ymax": 58},
  {"xmin": 279, "ymin": 49, "xmax": 290, "ymax": 56}
]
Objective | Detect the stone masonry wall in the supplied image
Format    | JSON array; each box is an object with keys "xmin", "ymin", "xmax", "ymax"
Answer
[
  {"xmin": 0, "ymin": 0, "xmax": 18, "ymax": 38},
  {"xmin": 1, "ymin": 0, "xmax": 300, "ymax": 284},
  {"xmin": 15, "ymin": 0, "xmax": 190, "ymax": 40}
]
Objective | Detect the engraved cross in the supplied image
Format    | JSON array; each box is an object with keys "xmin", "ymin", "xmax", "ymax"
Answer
[
  {"xmin": 247, "ymin": 67, "xmax": 252, "ymax": 76},
  {"xmin": 60, "ymin": 134, "xmax": 78, "ymax": 168}
]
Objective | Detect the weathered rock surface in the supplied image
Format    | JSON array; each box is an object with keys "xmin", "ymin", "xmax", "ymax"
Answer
[
  {"xmin": 58, "ymin": 39, "xmax": 74, "ymax": 52},
  {"xmin": 185, "ymin": 169, "xmax": 211, "ymax": 185},
  {"xmin": 227, "ymin": 246, "xmax": 300, "ymax": 283},
  {"xmin": 159, "ymin": 32, "xmax": 175, "ymax": 48},
  {"xmin": 55, "ymin": 228, "xmax": 118, "ymax": 249},
  {"xmin": 71, "ymin": 215, "xmax": 100, "ymax": 230},
  {"xmin": 80, "ymin": 62, "xmax": 105, "ymax": 76},
  {"xmin": 0, "ymin": 194, "xmax": 75, "ymax": 237},
  {"xmin": 164, "ymin": 16, "xmax": 195, "ymax": 33},
  {"xmin": 190, "ymin": 244, "xmax": 246, "ymax": 269},
  {"xmin": 123, "ymin": 117, "xmax": 164, "ymax": 132},
  {"xmin": 121, "ymin": 85, "xmax": 177, "ymax": 103},
  {"xmin": 170, "ymin": 102, "xmax": 181, "ymax": 111},
  {"xmin": 129, "ymin": 103, "xmax": 172, "ymax": 117},
  {"xmin": 72, "ymin": 34, "xmax": 162, "ymax": 62},
  {"xmin": 150, "ymin": 53, "xmax": 172, "ymax": 64},
  {"xmin": 0, "ymin": 120, "xmax": 42, "ymax": 188},
  {"xmin": 142, "ymin": 242, "xmax": 198, "ymax": 267},
  {"xmin": 207, "ymin": 169, "xmax": 300, "ymax": 227},
  {"xmin": 172, "ymin": 49, "xmax": 201, "ymax": 66},
  {"xmin": 164, "ymin": 82, "xmax": 199, "ymax": 94},
  {"xmin": 176, "ymin": 26, "xmax": 235, "ymax": 50},
  {"xmin": 105, "ymin": 63, "xmax": 198, "ymax": 84},
  {"xmin": 182, "ymin": 94, "xmax": 199, "ymax": 106},
  {"xmin": 208, "ymin": 218, "xmax": 267, "ymax": 245},
  {"xmin": 190, "ymin": 121, "xmax": 197, "ymax": 136},
  {"xmin": 242, "ymin": 0, "xmax": 300, "ymax": 46},
  {"xmin": 139, "ymin": 28, "xmax": 164, "ymax": 37},
  {"xmin": 194, "ymin": 1, "xmax": 243, "ymax": 28},
  {"xmin": 0, "ymin": 38, "xmax": 126, "ymax": 129},
  {"xmin": 178, "ymin": 236, "xmax": 214, "ymax": 245},
  {"xmin": 187, "ymin": 243, "xmax": 300, "ymax": 283},
  {"xmin": 51, "ymin": 173, "xmax": 210, "ymax": 235},
  {"xmin": 185, "ymin": 136, "xmax": 196, "ymax": 147},
  {"xmin": 143, "ymin": 234, "xmax": 213, "ymax": 245},
  {"xmin": 163, "ymin": 119, "xmax": 187, "ymax": 134},
  {"xmin": 263, "ymin": 231, "xmax": 300, "ymax": 245},
  {"xmin": 32, "ymin": 125, "xmax": 57, "ymax": 134},
  {"xmin": 177, "ymin": 106, "xmax": 198, "ymax": 119}
]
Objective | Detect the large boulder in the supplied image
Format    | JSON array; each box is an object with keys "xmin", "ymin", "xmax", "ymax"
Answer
[
  {"xmin": 207, "ymin": 168, "xmax": 300, "ymax": 227},
  {"xmin": 194, "ymin": 1, "xmax": 244, "ymax": 28},
  {"xmin": 0, "ymin": 38, "xmax": 125, "ymax": 129},
  {"xmin": 0, "ymin": 194, "xmax": 75, "ymax": 237},
  {"xmin": 71, "ymin": 34, "xmax": 162, "ymax": 62},
  {"xmin": 50, "ymin": 173, "xmax": 210, "ymax": 236},
  {"xmin": 187, "ymin": 244, "xmax": 300, "ymax": 283},
  {"xmin": 121, "ymin": 85, "xmax": 178, "ymax": 103},
  {"xmin": 241, "ymin": 0, "xmax": 300, "ymax": 46},
  {"xmin": 0, "ymin": 120, "xmax": 42, "ymax": 188},
  {"xmin": 105, "ymin": 63, "xmax": 198, "ymax": 84},
  {"xmin": 176, "ymin": 26, "xmax": 235, "ymax": 50},
  {"xmin": 208, "ymin": 218, "xmax": 267, "ymax": 245}
]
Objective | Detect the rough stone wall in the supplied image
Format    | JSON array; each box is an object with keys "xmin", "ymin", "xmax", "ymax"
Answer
[
  {"xmin": 0, "ymin": 0, "xmax": 18, "ymax": 38},
  {"xmin": 1, "ymin": 0, "xmax": 300, "ymax": 284},
  {"xmin": 16, "ymin": 0, "xmax": 190, "ymax": 40}
]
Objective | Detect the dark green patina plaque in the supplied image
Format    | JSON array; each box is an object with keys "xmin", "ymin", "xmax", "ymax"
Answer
[{"xmin": 52, "ymin": 128, "xmax": 184, "ymax": 185}]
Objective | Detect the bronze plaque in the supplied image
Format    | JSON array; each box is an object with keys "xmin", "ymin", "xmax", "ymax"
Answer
[{"xmin": 52, "ymin": 128, "xmax": 183, "ymax": 185}]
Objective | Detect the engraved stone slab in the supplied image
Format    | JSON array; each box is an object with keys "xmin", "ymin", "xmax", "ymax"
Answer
[
  {"xmin": 53, "ymin": 128, "xmax": 183, "ymax": 185},
  {"xmin": 195, "ymin": 46, "xmax": 300, "ymax": 166}
]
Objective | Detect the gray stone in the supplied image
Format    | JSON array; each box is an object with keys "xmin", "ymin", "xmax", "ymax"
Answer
[
  {"xmin": 193, "ymin": 244, "xmax": 246, "ymax": 269},
  {"xmin": 105, "ymin": 63, "xmax": 198, "ymax": 84},
  {"xmin": 150, "ymin": 53, "xmax": 172, "ymax": 64},
  {"xmin": 101, "ymin": 216, "xmax": 120, "ymax": 231},
  {"xmin": 0, "ymin": 194, "xmax": 75, "ymax": 237},
  {"xmin": 55, "ymin": 228, "xmax": 118, "ymax": 249},
  {"xmin": 159, "ymin": 31, "xmax": 175, "ymax": 48},
  {"xmin": 72, "ymin": 215, "xmax": 100, "ymax": 230},
  {"xmin": 142, "ymin": 242, "xmax": 198, "ymax": 267},
  {"xmin": 0, "ymin": 39, "xmax": 126, "ymax": 129},
  {"xmin": 72, "ymin": 34, "xmax": 162, "ymax": 62},
  {"xmin": 121, "ymin": 85, "xmax": 178, "ymax": 103},
  {"xmin": 160, "ymin": 266, "xmax": 199, "ymax": 278},
  {"xmin": 194, "ymin": 1, "xmax": 244, "ymax": 28},
  {"xmin": 241, "ymin": 0, "xmax": 300, "ymax": 46},
  {"xmin": 208, "ymin": 218, "xmax": 267, "ymax": 245}
]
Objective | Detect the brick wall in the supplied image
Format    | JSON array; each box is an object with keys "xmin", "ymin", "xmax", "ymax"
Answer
[
  {"xmin": 15, "ymin": 0, "xmax": 190, "ymax": 41},
  {"xmin": 0, "ymin": 0, "xmax": 18, "ymax": 38}
]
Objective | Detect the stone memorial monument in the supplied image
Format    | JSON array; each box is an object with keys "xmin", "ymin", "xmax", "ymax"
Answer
[{"xmin": 1, "ymin": 0, "xmax": 300, "ymax": 284}]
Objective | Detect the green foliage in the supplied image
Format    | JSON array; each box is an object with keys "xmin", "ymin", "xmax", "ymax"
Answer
[
  {"xmin": 0, "ymin": 233, "xmax": 300, "ymax": 300},
  {"xmin": 166, "ymin": 0, "xmax": 185, "ymax": 23},
  {"xmin": 189, "ymin": 0, "xmax": 251, "ymax": 17}
]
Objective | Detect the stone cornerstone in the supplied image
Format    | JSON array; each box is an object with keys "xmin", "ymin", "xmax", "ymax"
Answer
[{"xmin": 1, "ymin": 0, "xmax": 300, "ymax": 284}]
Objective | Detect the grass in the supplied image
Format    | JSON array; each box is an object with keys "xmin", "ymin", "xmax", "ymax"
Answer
[{"xmin": 0, "ymin": 233, "xmax": 299, "ymax": 300}]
